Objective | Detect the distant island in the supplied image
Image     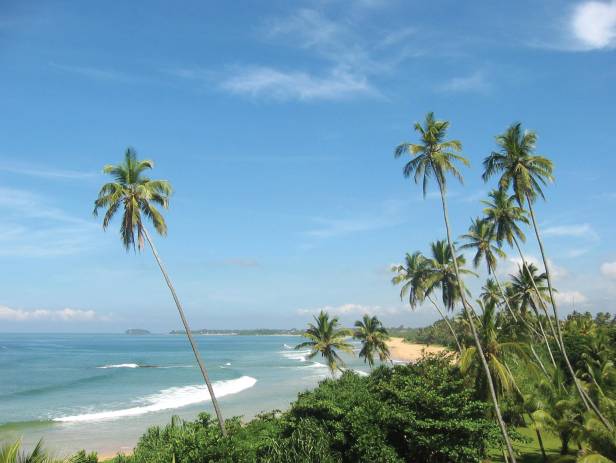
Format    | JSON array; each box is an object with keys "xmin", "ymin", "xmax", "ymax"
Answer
[
  {"xmin": 125, "ymin": 329, "xmax": 151, "ymax": 335},
  {"xmin": 169, "ymin": 328, "xmax": 301, "ymax": 336}
]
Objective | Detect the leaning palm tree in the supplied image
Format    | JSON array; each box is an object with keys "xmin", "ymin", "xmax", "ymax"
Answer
[
  {"xmin": 93, "ymin": 148, "xmax": 226, "ymax": 435},
  {"xmin": 296, "ymin": 311, "xmax": 353, "ymax": 376},
  {"xmin": 391, "ymin": 251, "xmax": 462, "ymax": 351},
  {"xmin": 395, "ymin": 112, "xmax": 517, "ymax": 461},
  {"xmin": 483, "ymin": 123, "xmax": 613, "ymax": 431},
  {"xmin": 353, "ymin": 314, "xmax": 391, "ymax": 369}
]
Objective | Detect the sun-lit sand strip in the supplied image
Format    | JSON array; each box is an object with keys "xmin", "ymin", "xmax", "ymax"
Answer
[{"xmin": 386, "ymin": 337, "xmax": 447, "ymax": 363}]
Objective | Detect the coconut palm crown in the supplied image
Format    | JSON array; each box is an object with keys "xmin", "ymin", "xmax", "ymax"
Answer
[
  {"xmin": 394, "ymin": 112, "xmax": 469, "ymax": 196},
  {"xmin": 93, "ymin": 148, "xmax": 172, "ymax": 250},
  {"xmin": 296, "ymin": 311, "xmax": 353, "ymax": 376},
  {"xmin": 353, "ymin": 314, "xmax": 390, "ymax": 369},
  {"xmin": 482, "ymin": 123, "xmax": 553, "ymax": 206}
]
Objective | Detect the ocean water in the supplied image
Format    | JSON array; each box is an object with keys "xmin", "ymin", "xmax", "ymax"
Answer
[{"xmin": 0, "ymin": 334, "xmax": 370, "ymax": 456}]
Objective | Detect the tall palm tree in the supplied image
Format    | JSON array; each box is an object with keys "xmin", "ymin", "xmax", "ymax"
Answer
[
  {"xmin": 510, "ymin": 264, "xmax": 557, "ymax": 368},
  {"xmin": 395, "ymin": 112, "xmax": 517, "ymax": 461},
  {"xmin": 391, "ymin": 250, "xmax": 462, "ymax": 352},
  {"xmin": 296, "ymin": 311, "xmax": 353, "ymax": 376},
  {"xmin": 460, "ymin": 217, "xmax": 518, "ymax": 322},
  {"xmin": 93, "ymin": 148, "xmax": 226, "ymax": 435},
  {"xmin": 483, "ymin": 123, "xmax": 613, "ymax": 431},
  {"xmin": 353, "ymin": 314, "xmax": 391, "ymax": 369}
]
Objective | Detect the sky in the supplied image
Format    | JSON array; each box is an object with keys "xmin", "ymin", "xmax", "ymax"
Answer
[{"xmin": 1, "ymin": 0, "xmax": 616, "ymax": 332}]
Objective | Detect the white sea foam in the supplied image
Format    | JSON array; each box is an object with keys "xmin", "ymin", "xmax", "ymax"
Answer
[
  {"xmin": 354, "ymin": 370, "xmax": 369, "ymax": 377},
  {"xmin": 280, "ymin": 350, "xmax": 311, "ymax": 362},
  {"xmin": 97, "ymin": 363, "xmax": 140, "ymax": 369},
  {"xmin": 282, "ymin": 344, "xmax": 293, "ymax": 349},
  {"xmin": 225, "ymin": 362, "xmax": 231, "ymax": 366},
  {"xmin": 53, "ymin": 376, "xmax": 257, "ymax": 423},
  {"xmin": 303, "ymin": 361, "xmax": 327, "ymax": 369}
]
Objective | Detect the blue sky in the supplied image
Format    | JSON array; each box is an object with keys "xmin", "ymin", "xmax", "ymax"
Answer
[{"xmin": 1, "ymin": 0, "xmax": 616, "ymax": 332}]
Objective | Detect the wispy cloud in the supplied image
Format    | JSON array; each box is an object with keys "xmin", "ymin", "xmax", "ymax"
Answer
[
  {"xmin": 304, "ymin": 199, "xmax": 406, "ymax": 239},
  {"xmin": 436, "ymin": 71, "xmax": 491, "ymax": 94},
  {"xmin": 543, "ymin": 223, "xmax": 599, "ymax": 240},
  {"xmin": 220, "ymin": 66, "xmax": 377, "ymax": 101},
  {"xmin": 173, "ymin": 8, "xmax": 417, "ymax": 102},
  {"xmin": 0, "ymin": 187, "xmax": 97, "ymax": 257},
  {"xmin": 296, "ymin": 303, "xmax": 401, "ymax": 317},
  {"xmin": 50, "ymin": 62, "xmax": 134, "ymax": 82},
  {"xmin": 0, "ymin": 305, "xmax": 109, "ymax": 321},
  {"xmin": 0, "ymin": 162, "xmax": 95, "ymax": 180}
]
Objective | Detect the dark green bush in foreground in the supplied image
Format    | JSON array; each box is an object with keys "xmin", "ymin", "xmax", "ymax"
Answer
[{"xmin": 105, "ymin": 355, "xmax": 497, "ymax": 463}]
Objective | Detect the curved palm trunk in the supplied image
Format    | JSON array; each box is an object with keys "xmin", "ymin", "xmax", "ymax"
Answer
[
  {"xmin": 528, "ymin": 301, "xmax": 558, "ymax": 369},
  {"xmin": 143, "ymin": 227, "xmax": 227, "ymax": 435},
  {"xmin": 526, "ymin": 196, "xmax": 613, "ymax": 432},
  {"xmin": 436, "ymin": 176, "xmax": 517, "ymax": 463},
  {"xmin": 427, "ymin": 294, "xmax": 462, "ymax": 353}
]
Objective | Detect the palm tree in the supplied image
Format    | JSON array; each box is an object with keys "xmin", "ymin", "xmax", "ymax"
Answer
[
  {"xmin": 93, "ymin": 148, "xmax": 226, "ymax": 435},
  {"xmin": 296, "ymin": 311, "xmax": 353, "ymax": 376},
  {"xmin": 460, "ymin": 300, "xmax": 527, "ymax": 402},
  {"xmin": 510, "ymin": 263, "xmax": 557, "ymax": 368},
  {"xmin": 391, "ymin": 251, "xmax": 462, "ymax": 351},
  {"xmin": 395, "ymin": 112, "xmax": 517, "ymax": 461},
  {"xmin": 483, "ymin": 123, "xmax": 613, "ymax": 431},
  {"xmin": 460, "ymin": 218, "xmax": 519, "ymax": 322},
  {"xmin": 353, "ymin": 314, "xmax": 391, "ymax": 369}
]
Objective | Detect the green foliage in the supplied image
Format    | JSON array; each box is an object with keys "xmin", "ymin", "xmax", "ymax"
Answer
[
  {"xmin": 353, "ymin": 314, "xmax": 390, "ymax": 368},
  {"xmin": 102, "ymin": 356, "xmax": 497, "ymax": 463}
]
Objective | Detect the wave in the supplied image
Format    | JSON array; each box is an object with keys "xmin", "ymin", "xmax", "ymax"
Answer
[
  {"xmin": 303, "ymin": 361, "xmax": 327, "ymax": 369},
  {"xmin": 280, "ymin": 350, "xmax": 311, "ymax": 362},
  {"xmin": 353, "ymin": 370, "xmax": 369, "ymax": 377},
  {"xmin": 53, "ymin": 376, "xmax": 257, "ymax": 423},
  {"xmin": 282, "ymin": 344, "xmax": 293, "ymax": 349},
  {"xmin": 96, "ymin": 363, "xmax": 193, "ymax": 369},
  {"xmin": 97, "ymin": 363, "xmax": 140, "ymax": 369}
]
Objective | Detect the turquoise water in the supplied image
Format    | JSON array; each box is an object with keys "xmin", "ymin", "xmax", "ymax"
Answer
[{"xmin": 0, "ymin": 334, "xmax": 370, "ymax": 456}]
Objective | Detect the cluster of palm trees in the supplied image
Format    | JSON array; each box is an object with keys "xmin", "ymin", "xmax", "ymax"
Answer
[
  {"xmin": 390, "ymin": 113, "xmax": 614, "ymax": 461},
  {"xmin": 295, "ymin": 311, "xmax": 391, "ymax": 375}
]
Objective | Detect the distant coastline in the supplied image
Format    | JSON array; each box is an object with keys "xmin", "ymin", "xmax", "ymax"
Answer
[{"xmin": 168, "ymin": 328, "xmax": 302, "ymax": 336}]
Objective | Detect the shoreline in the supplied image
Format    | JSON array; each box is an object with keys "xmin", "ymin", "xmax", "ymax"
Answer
[{"xmin": 386, "ymin": 338, "xmax": 447, "ymax": 362}]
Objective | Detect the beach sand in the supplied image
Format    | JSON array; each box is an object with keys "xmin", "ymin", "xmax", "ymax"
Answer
[{"xmin": 386, "ymin": 338, "xmax": 447, "ymax": 362}]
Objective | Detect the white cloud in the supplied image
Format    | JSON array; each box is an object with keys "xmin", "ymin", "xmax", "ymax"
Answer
[
  {"xmin": 600, "ymin": 261, "xmax": 616, "ymax": 279},
  {"xmin": 0, "ymin": 305, "xmax": 108, "ymax": 321},
  {"xmin": 571, "ymin": 1, "xmax": 616, "ymax": 49},
  {"xmin": 220, "ymin": 66, "xmax": 376, "ymax": 101},
  {"xmin": 296, "ymin": 303, "xmax": 401, "ymax": 317},
  {"xmin": 503, "ymin": 255, "xmax": 568, "ymax": 281},
  {"xmin": 436, "ymin": 71, "xmax": 491, "ymax": 94},
  {"xmin": 543, "ymin": 223, "xmax": 599, "ymax": 240},
  {"xmin": 553, "ymin": 290, "xmax": 588, "ymax": 306}
]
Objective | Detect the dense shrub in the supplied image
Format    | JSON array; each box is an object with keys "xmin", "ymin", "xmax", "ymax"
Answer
[{"xmin": 103, "ymin": 355, "xmax": 497, "ymax": 463}]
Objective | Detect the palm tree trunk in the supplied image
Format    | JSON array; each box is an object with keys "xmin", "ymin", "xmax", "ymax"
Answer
[
  {"xmin": 436, "ymin": 176, "xmax": 517, "ymax": 463},
  {"xmin": 142, "ymin": 227, "xmax": 227, "ymax": 435},
  {"xmin": 529, "ymin": 301, "xmax": 558, "ymax": 368},
  {"xmin": 427, "ymin": 294, "xmax": 462, "ymax": 352},
  {"xmin": 526, "ymin": 196, "xmax": 613, "ymax": 432},
  {"xmin": 535, "ymin": 429, "xmax": 547, "ymax": 462},
  {"xmin": 512, "ymin": 237, "xmax": 559, "ymax": 369},
  {"xmin": 488, "ymin": 263, "xmax": 518, "ymax": 323}
]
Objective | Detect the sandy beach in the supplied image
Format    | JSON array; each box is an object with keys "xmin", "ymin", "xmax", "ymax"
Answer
[{"xmin": 386, "ymin": 338, "xmax": 447, "ymax": 362}]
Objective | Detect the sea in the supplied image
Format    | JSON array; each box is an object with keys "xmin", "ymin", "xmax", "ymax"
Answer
[{"xmin": 0, "ymin": 333, "xmax": 371, "ymax": 457}]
